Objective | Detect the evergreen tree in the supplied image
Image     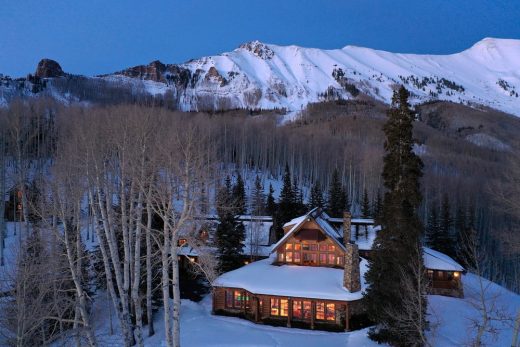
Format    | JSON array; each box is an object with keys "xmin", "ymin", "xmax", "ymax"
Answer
[
  {"xmin": 361, "ymin": 188, "xmax": 371, "ymax": 218},
  {"xmin": 363, "ymin": 86, "xmax": 427, "ymax": 346},
  {"xmin": 266, "ymin": 183, "xmax": 277, "ymax": 217},
  {"xmin": 373, "ymin": 189, "xmax": 383, "ymax": 222},
  {"xmin": 215, "ymin": 176, "xmax": 246, "ymax": 272},
  {"xmin": 274, "ymin": 164, "xmax": 298, "ymax": 240},
  {"xmin": 251, "ymin": 175, "xmax": 265, "ymax": 215},
  {"xmin": 454, "ymin": 200, "xmax": 466, "ymax": 263},
  {"xmin": 215, "ymin": 210, "xmax": 245, "ymax": 272},
  {"xmin": 309, "ymin": 181, "xmax": 324, "ymax": 209},
  {"xmin": 232, "ymin": 172, "xmax": 246, "ymax": 215},
  {"xmin": 326, "ymin": 168, "xmax": 348, "ymax": 217},
  {"xmin": 438, "ymin": 193, "xmax": 456, "ymax": 258},
  {"xmin": 425, "ymin": 199, "xmax": 440, "ymax": 248}
]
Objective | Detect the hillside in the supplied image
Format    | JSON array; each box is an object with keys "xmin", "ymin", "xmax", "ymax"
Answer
[{"xmin": 1, "ymin": 38, "xmax": 520, "ymax": 116}]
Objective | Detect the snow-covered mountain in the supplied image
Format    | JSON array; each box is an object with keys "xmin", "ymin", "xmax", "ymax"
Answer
[{"xmin": 2, "ymin": 38, "xmax": 520, "ymax": 116}]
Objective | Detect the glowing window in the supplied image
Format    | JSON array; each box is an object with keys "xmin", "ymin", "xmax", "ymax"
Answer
[
  {"xmin": 234, "ymin": 291, "xmax": 243, "ymax": 307},
  {"xmin": 328, "ymin": 245, "xmax": 335, "ymax": 252},
  {"xmin": 294, "ymin": 244, "xmax": 301, "ymax": 251},
  {"xmin": 316, "ymin": 302, "xmax": 325, "ymax": 320},
  {"xmin": 336, "ymin": 256, "xmax": 344, "ymax": 266},
  {"xmin": 270, "ymin": 298, "xmax": 279, "ymax": 316},
  {"xmin": 303, "ymin": 301, "xmax": 311, "ymax": 319},
  {"xmin": 280, "ymin": 299, "xmax": 288, "ymax": 317},
  {"xmin": 293, "ymin": 300, "xmax": 302, "ymax": 319},
  {"xmin": 285, "ymin": 243, "xmax": 293, "ymax": 250},
  {"xmin": 286, "ymin": 252, "xmax": 293, "ymax": 262},
  {"xmin": 320, "ymin": 253, "xmax": 327, "ymax": 264},
  {"xmin": 326, "ymin": 303, "xmax": 335, "ymax": 321},
  {"xmin": 328, "ymin": 254, "xmax": 335, "ymax": 264}
]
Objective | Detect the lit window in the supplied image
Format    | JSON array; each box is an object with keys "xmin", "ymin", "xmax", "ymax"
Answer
[
  {"xmin": 285, "ymin": 243, "xmax": 293, "ymax": 250},
  {"xmin": 320, "ymin": 253, "xmax": 327, "ymax": 264},
  {"xmin": 280, "ymin": 299, "xmax": 288, "ymax": 317},
  {"xmin": 286, "ymin": 252, "xmax": 293, "ymax": 262},
  {"xmin": 328, "ymin": 245, "xmax": 335, "ymax": 252},
  {"xmin": 319, "ymin": 244, "xmax": 328, "ymax": 252},
  {"xmin": 294, "ymin": 244, "xmax": 301, "ymax": 251},
  {"xmin": 270, "ymin": 298, "xmax": 279, "ymax": 316},
  {"xmin": 316, "ymin": 302, "xmax": 325, "ymax": 320},
  {"xmin": 293, "ymin": 300, "xmax": 302, "ymax": 319},
  {"xmin": 326, "ymin": 303, "xmax": 335, "ymax": 321},
  {"xmin": 303, "ymin": 301, "xmax": 311, "ymax": 319},
  {"xmin": 336, "ymin": 256, "xmax": 344, "ymax": 266},
  {"xmin": 294, "ymin": 252, "xmax": 301, "ymax": 262},
  {"xmin": 234, "ymin": 291, "xmax": 243, "ymax": 307},
  {"xmin": 328, "ymin": 254, "xmax": 335, "ymax": 264},
  {"xmin": 303, "ymin": 253, "xmax": 317, "ymax": 264}
]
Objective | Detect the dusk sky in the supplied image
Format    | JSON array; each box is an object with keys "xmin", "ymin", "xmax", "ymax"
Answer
[{"xmin": 2, "ymin": 0, "xmax": 520, "ymax": 77}]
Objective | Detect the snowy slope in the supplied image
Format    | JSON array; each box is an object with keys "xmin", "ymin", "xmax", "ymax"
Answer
[
  {"xmin": 104, "ymin": 38, "xmax": 520, "ymax": 115},
  {"xmin": 52, "ymin": 274, "xmax": 519, "ymax": 347}
]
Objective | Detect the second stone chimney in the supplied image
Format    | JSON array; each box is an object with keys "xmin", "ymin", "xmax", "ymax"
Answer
[{"xmin": 343, "ymin": 211, "xmax": 361, "ymax": 292}]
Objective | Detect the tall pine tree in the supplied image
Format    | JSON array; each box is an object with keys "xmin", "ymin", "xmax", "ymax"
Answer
[
  {"xmin": 232, "ymin": 172, "xmax": 246, "ymax": 215},
  {"xmin": 361, "ymin": 188, "xmax": 371, "ymax": 218},
  {"xmin": 215, "ymin": 176, "xmax": 245, "ymax": 272},
  {"xmin": 274, "ymin": 164, "xmax": 298, "ymax": 240},
  {"xmin": 326, "ymin": 168, "xmax": 348, "ymax": 217},
  {"xmin": 251, "ymin": 175, "xmax": 265, "ymax": 215},
  {"xmin": 266, "ymin": 183, "xmax": 277, "ymax": 217},
  {"xmin": 438, "ymin": 193, "xmax": 456, "ymax": 258},
  {"xmin": 363, "ymin": 86, "xmax": 427, "ymax": 346},
  {"xmin": 309, "ymin": 181, "xmax": 324, "ymax": 209}
]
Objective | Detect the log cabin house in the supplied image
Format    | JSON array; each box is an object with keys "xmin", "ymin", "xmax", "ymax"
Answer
[
  {"xmin": 213, "ymin": 208, "xmax": 365, "ymax": 331},
  {"xmin": 212, "ymin": 208, "xmax": 466, "ymax": 331}
]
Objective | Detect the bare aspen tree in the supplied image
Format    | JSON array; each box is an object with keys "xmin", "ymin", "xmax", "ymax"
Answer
[
  {"xmin": 490, "ymin": 153, "xmax": 520, "ymax": 347},
  {"xmin": 385, "ymin": 244, "xmax": 432, "ymax": 347}
]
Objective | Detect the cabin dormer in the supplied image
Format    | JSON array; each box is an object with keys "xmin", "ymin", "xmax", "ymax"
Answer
[{"xmin": 271, "ymin": 209, "xmax": 347, "ymax": 268}]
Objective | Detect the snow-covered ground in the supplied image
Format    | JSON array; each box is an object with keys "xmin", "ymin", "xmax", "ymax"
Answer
[
  {"xmin": 67, "ymin": 271, "xmax": 518, "ymax": 347},
  {"xmin": 2, "ymin": 221, "xmax": 519, "ymax": 347}
]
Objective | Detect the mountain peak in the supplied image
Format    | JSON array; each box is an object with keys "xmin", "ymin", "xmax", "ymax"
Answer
[{"xmin": 238, "ymin": 40, "xmax": 274, "ymax": 59}]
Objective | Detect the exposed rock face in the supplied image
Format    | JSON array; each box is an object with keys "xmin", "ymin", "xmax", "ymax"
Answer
[
  {"xmin": 35, "ymin": 59, "xmax": 65, "ymax": 78},
  {"xmin": 239, "ymin": 40, "xmax": 274, "ymax": 59},
  {"xmin": 118, "ymin": 60, "xmax": 167, "ymax": 82},
  {"xmin": 204, "ymin": 66, "xmax": 227, "ymax": 86}
]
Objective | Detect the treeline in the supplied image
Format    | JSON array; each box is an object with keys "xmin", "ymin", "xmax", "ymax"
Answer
[{"xmin": 0, "ymin": 96, "xmax": 518, "ymax": 345}]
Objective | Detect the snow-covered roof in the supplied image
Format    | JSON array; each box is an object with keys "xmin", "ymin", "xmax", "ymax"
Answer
[
  {"xmin": 326, "ymin": 217, "xmax": 375, "ymax": 225},
  {"xmin": 272, "ymin": 209, "xmax": 346, "ymax": 254},
  {"xmin": 214, "ymin": 255, "xmax": 367, "ymax": 301},
  {"xmin": 424, "ymin": 247, "xmax": 465, "ymax": 272}
]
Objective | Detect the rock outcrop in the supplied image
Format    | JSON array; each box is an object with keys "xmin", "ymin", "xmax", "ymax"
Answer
[
  {"xmin": 35, "ymin": 59, "xmax": 65, "ymax": 78},
  {"xmin": 117, "ymin": 60, "xmax": 167, "ymax": 82}
]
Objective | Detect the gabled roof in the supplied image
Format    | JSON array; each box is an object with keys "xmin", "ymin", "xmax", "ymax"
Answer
[
  {"xmin": 424, "ymin": 247, "xmax": 465, "ymax": 272},
  {"xmin": 271, "ymin": 209, "xmax": 346, "ymax": 254}
]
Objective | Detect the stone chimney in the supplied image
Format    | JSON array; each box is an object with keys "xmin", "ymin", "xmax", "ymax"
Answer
[
  {"xmin": 343, "ymin": 211, "xmax": 361, "ymax": 292},
  {"xmin": 343, "ymin": 211, "xmax": 352, "ymax": 243}
]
